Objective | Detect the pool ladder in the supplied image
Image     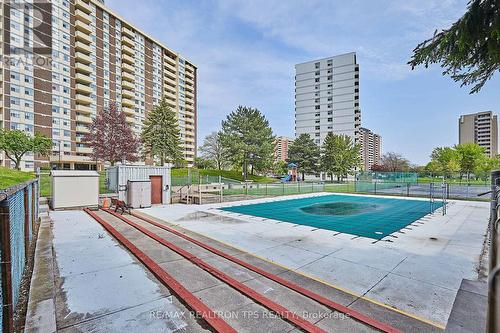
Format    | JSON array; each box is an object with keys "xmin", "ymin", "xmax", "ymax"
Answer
[{"xmin": 429, "ymin": 182, "xmax": 447, "ymax": 215}]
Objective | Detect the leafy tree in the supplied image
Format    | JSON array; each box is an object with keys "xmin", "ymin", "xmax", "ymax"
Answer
[
  {"xmin": 193, "ymin": 156, "xmax": 214, "ymax": 169},
  {"xmin": 287, "ymin": 134, "xmax": 320, "ymax": 180},
  {"xmin": 272, "ymin": 160, "xmax": 288, "ymax": 176},
  {"xmin": 380, "ymin": 152, "xmax": 410, "ymax": 172},
  {"xmin": 199, "ymin": 131, "xmax": 227, "ymax": 170},
  {"xmin": 409, "ymin": 0, "xmax": 500, "ymax": 93},
  {"xmin": 455, "ymin": 143, "xmax": 486, "ymax": 179},
  {"xmin": 475, "ymin": 155, "xmax": 500, "ymax": 181},
  {"xmin": 219, "ymin": 106, "xmax": 275, "ymax": 178},
  {"xmin": 320, "ymin": 133, "xmax": 361, "ymax": 182},
  {"xmin": 141, "ymin": 97, "xmax": 183, "ymax": 165},
  {"xmin": 0, "ymin": 130, "xmax": 51, "ymax": 170},
  {"xmin": 430, "ymin": 147, "xmax": 460, "ymax": 176},
  {"xmin": 84, "ymin": 103, "xmax": 140, "ymax": 166}
]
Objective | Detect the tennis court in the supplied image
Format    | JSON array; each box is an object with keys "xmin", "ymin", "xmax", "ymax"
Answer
[{"xmin": 221, "ymin": 194, "xmax": 443, "ymax": 240}]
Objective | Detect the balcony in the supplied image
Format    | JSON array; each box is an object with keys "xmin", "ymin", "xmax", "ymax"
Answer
[
  {"xmin": 76, "ymin": 115, "xmax": 92, "ymax": 124},
  {"xmin": 164, "ymin": 61, "xmax": 176, "ymax": 72},
  {"xmin": 76, "ymin": 63, "xmax": 92, "ymax": 75},
  {"xmin": 122, "ymin": 35, "xmax": 134, "ymax": 47},
  {"xmin": 75, "ymin": 52, "xmax": 92, "ymax": 64},
  {"xmin": 122, "ymin": 25, "xmax": 135, "ymax": 38},
  {"xmin": 75, "ymin": 73, "xmax": 92, "ymax": 84},
  {"xmin": 122, "ymin": 44, "xmax": 134, "ymax": 56},
  {"xmin": 75, "ymin": 0, "xmax": 92, "ymax": 14},
  {"xmin": 125, "ymin": 116, "xmax": 135, "ymax": 124},
  {"xmin": 122, "ymin": 107, "xmax": 134, "ymax": 115},
  {"xmin": 76, "ymin": 104, "xmax": 92, "ymax": 114},
  {"xmin": 75, "ymin": 8, "xmax": 91, "ymax": 24},
  {"xmin": 122, "ymin": 97, "xmax": 135, "ymax": 108},
  {"xmin": 76, "ymin": 94, "xmax": 92, "ymax": 105},
  {"xmin": 76, "ymin": 147, "xmax": 93, "ymax": 154},
  {"xmin": 122, "ymin": 53, "xmax": 134, "ymax": 64},
  {"xmin": 75, "ymin": 20, "xmax": 92, "ymax": 35},
  {"xmin": 164, "ymin": 56, "xmax": 176, "ymax": 67},
  {"xmin": 76, "ymin": 126, "xmax": 90, "ymax": 134},
  {"xmin": 75, "ymin": 31, "xmax": 92, "ymax": 44},
  {"xmin": 75, "ymin": 83, "xmax": 92, "ymax": 95},
  {"xmin": 121, "ymin": 80, "xmax": 134, "ymax": 90},
  {"xmin": 75, "ymin": 41, "xmax": 91, "ymax": 54},
  {"xmin": 122, "ymin": 71, "xmax": 134, "ymax": 82},
  {"xmin": 164, "ymin": 90, "xmax": 176, "ymax": 100},
  {"xmin": 121, "ymin": 89, "xmax": 134, "ymax": 99},
  {"xmin": 121, "ymin": 62, "xmax": 135, "ymax": 73}
]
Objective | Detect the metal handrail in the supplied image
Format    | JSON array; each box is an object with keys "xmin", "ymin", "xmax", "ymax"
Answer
[{"xmin": 486, "ymin": 171, "xmax": 500, "ymax": 332}]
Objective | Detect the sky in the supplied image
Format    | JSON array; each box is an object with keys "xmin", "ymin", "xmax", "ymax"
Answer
[{"xmin": 107, "ymin": 0, "xmax": 500, "ymax": 165}]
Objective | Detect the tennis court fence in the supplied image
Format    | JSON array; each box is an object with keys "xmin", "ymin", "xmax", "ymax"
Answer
[{"xmin": 0, "ymin": 179, "xmax": 39, "ymax": 333}]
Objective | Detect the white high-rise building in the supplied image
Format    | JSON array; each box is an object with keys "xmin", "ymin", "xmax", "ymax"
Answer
[{"xmin": 294, "ymin": 53, "xmax": 360, "ymax": 146}]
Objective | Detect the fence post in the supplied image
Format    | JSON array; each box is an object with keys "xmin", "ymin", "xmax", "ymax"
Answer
[
  {"xmin": 487, "ymin": 170, "xmax": 500, "ymax": 333},
  {"xmin": 374, "ymin": 182, "xmax": 377, "ymax": 194},
  {"xmin": 0, "ymin": 201, "xmax": 13, "ymax": 333},
  {"xmin": 24, "ymin": 187, "xmax": 30, "ymax": 260},
  {"xmin": 198, "ymin": 178, "xmax": 202, "ymax": 205},
  {"xmin": 406, "ymin": 183, "xmax": 410, "ymax": 197},
  {"xmin": 265, "ymin": 183, "xmax": 268, "ymax": 196},
  {"xmin": 298, "ymin": 182, "xmax": 300, "ymax": 194},
  {"xmin": 219, "ymin": 176, "xmax": 222, "ymax": 203},
  {"xmin": 282, "ymin": 183, "xmax": 285, "ymax": 196}
]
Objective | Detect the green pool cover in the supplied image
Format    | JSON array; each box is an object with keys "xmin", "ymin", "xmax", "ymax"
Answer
[{"xmin": 221, "ymin": 194, "xmax": 443, "ymax": 240}]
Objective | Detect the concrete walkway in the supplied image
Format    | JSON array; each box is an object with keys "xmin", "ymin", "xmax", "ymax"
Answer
[
  {"xmin": 24, "ymin": 210, "xmax": 207, "ymax": 332},
  {"xmin": 141, "ymin": 192, "xmax": 490, "ymax": 328}
]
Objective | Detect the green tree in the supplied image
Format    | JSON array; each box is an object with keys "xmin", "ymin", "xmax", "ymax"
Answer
[
  {"xmin": 219, "ymin": 106, "xmax": 275, "ymax": 178},
  {"xmin": 0, "ymin": 130, "xmax": 51, "ymax": 170},
  {"xmin": 320, "ymin": 133, "xmax": 361, "ymax": 182},
  {"xmin": 141, "ymin": 97, "xmax": 183, "ymax": 165},
  {"xmin": 475, "ymin": 155, "xmax": 500, "ymax": 181},
  {"xmin": 430, "ymin": 147, "xmax": 460, "ymax": 176},
  {"xmin": 409, "ymin": 0, "xmax": 500, "ymax": 93},
  {"xmin": 272, "ymin": 160, "xmax": 288, "ymax": 176},
  {"xmin": 455, "ymin": 143, "xmax": 485, "ymax": 180},
  {"xmin": 199, "ymin": 131, "xmax": 227, "ymax": 170},
  {"xmin": 193, "ymin": 156, "xmax": 214, "ymax": 169},
  {"xmin": 287, "ymin": 134, "xmax": 320, "ymax": 180}
]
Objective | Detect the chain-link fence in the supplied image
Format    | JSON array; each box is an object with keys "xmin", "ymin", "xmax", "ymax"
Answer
[
  {"xmin": 354, "ymin": 181, "xmax": 488, "ymax": 200},
  {"xmin": 0, "ymin": 179, "xmax": 39, "ymax": 333},
  {"xmin": 171, "ymin": 175, "xmax": 326, "ymax": 204}
]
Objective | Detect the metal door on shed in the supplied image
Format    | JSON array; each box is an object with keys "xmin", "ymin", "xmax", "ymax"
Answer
[{"xmin": 150, "ymin": 175, "xmax": 163, "ymax": 204}]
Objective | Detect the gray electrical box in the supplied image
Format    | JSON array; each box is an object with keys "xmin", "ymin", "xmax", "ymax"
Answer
[{"xmin": 127, "ymin": 180, "xmax": 151, "ymax": 208}]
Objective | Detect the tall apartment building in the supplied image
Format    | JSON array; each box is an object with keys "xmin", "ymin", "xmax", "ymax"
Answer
[
  {"xmin": 359, "ymin": 127, "xmax": 381, "ymax": 171},
  {"xmin": 295, "ymin": 52, "xmax": 360, "ymax": 146},
  {"xmin": 459, "ymin": 111, "xmax": 498, "ymax": 157},
  {"xmin": 274, "ymin": 136, "xmax": 294, "ymax": 162},
  {"xmin": 0, "ymin": 0, "xmax": 197, "ymax": 170}
]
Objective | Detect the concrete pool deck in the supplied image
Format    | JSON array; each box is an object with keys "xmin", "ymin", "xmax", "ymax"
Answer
[{"xmin": 140, "ymin": 192, "xmax": 490, "ymax": 328}]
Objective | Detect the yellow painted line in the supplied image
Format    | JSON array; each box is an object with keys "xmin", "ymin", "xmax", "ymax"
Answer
[{"xmin": 136, "ymin": 210, "xmax": 446, "ymax": 330}]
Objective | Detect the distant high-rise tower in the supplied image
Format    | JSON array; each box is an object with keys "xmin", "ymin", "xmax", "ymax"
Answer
[
  {"xmin": 359, "ymin": 127, "xmax": 381, "ymax": 171},
  {"xmin": 294, "ymin": 53, "xmax": 360, "ymax": 145},
  {"xmin": 274, "ymin": 136, "xmax": 294, "ymax": 162},
  {"xmin": 459, "ymin": 111, "xmax": 498, "ymax": 157}
]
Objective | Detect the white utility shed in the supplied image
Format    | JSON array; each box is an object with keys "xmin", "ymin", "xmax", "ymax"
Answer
[
  {"xmin": 106, "ymin": 165, "xmax": 171, "ymax": 205},
  {"xmin": 51, "ymin": 170, "xmax": 99, "ymax": 209}
]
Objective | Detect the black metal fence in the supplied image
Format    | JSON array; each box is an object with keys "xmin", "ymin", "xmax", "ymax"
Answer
[
  {"xmin": 0, "ymin": 179, "xmax": 39, "ymax": 333},
  {"xmin": 487, "ymin": 171, "xmax": 500, "ymax": 333}
]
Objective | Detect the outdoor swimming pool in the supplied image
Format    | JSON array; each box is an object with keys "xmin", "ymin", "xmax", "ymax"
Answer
[{"xmin": 221, "ymin": 194, "xmax": 443, "ymax": 240}]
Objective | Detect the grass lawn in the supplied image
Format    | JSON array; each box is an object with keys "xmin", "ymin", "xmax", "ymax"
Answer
[
  {"xmin": 417, "ymin": 177, "xmax": 488, "ymax": 186},
  {"xmin": 0, "ymin": 167, "xmax": 35, "ymax": 190}
]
